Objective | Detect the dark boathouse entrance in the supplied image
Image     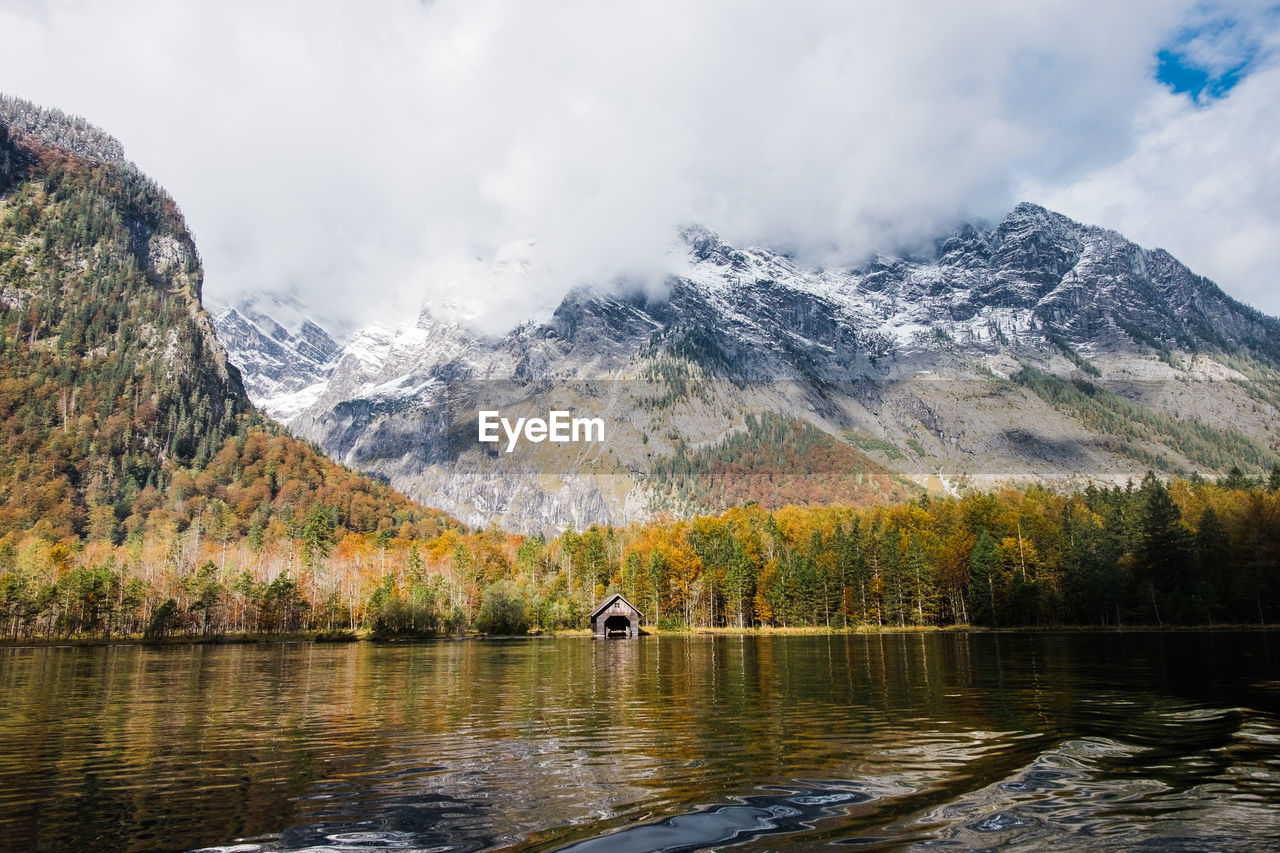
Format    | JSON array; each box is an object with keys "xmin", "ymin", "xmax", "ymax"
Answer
[{"xmin": 590, "ymin": 594, "xmax": 642, "ymax": 638}]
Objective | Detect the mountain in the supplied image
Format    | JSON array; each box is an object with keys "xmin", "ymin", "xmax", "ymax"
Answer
[
  {"xmin": 219, "ymin": 200, "xmax": 1280, "ymax": 532},
  {"xmin": 0, "ymin": 95, "xmax": 455, "ymax": 546},
  {"xmin": 212, "ymin": 294, "xmax": 340, "ymax": 420}
]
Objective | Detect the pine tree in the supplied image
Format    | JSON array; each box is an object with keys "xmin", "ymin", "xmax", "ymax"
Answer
[
  {"xmin": 1220, "ymin": 466, "xmax": 1255, "ymax": 491},
  {"xmin": 301, "ymin": 504, "xmax": 335, "ymax": 568},
  {"xmin": 1138, "ymin": 472, "xmax": 1192, "ymax": 624},
  {"xmin": 1193, "ymin": 507, "xmax": 1229, "ymax": 623},
  {"xmin": 647, "ymin": 550, "xmax": 665, "ymax": 625},
  {"xmin": 969, "ymin": 530, "xmax": 1002, "ymax": 626}
]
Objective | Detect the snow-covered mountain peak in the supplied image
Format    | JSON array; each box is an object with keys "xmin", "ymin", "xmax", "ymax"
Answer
[
  {"xmin": 212, "ymin": 301, "xmax": 341, "ymax": 421},
  {"xmin": 216, "ymin": 203, "xmax": 1280, "ymax": 530}
]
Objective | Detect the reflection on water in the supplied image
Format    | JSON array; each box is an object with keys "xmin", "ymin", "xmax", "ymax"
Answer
[{"xmin": 0, "ymin": 632, "xmax": 1276, "ymax": 852}]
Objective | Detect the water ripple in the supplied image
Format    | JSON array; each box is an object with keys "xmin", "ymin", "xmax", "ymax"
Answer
[{"xmin": 0, "ymin": 633, "xmax": 1276, "ymax": 852}]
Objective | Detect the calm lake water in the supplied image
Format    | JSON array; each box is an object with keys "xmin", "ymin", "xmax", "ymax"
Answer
[{"xmin": 1, "ymin": 633, "xmax": 1278, "ymax": 852}]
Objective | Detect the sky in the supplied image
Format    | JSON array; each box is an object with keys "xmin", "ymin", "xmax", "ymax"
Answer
[{"xmin": 1, "ymin": 0, "xmax": 1278, "ymax": 335}]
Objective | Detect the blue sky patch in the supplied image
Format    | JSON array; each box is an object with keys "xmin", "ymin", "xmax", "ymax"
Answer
[
  {"xmin": 1156, "ymin": 47, "xmax": 1248, "ymax": 100},
  {"xmin": 1152, "ymin": 7, "xmax": 1280, "ymax": 103}
]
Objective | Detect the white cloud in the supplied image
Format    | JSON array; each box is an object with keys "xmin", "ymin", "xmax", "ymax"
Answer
[
  {"xmin": 2, "ymin": 0, "xmax": 1277, "ymax": 332},
  {"xmin": 1029, "ymin": 27, "xmax": 1280, "ymax": 317},
  {"xmin": 1165, "ymin": 1, "xmax": 1276, "ymax": 76}
]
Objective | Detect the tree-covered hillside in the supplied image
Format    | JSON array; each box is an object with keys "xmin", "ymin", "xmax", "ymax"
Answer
[
  {"xmin": 0, "ymin": 98, "xmax": 455, "ymax": 555},
  {"xmin": 650, "ymin": 412, "xmax": 914, "ymax": 514}
]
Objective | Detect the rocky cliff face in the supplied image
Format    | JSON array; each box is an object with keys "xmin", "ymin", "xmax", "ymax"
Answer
[
  {"xmin": 213, "ymin": 295, "xmax": 340, "ymax": 420},
  {"xmin": 218, "ymin": 204, "xmax": 1280, "ymax": 532}
]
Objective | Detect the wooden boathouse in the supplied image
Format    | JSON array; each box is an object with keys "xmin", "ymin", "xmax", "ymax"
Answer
[{"xmin": 590, "ymin": 593, "xmax": 642, "ymax": 638}]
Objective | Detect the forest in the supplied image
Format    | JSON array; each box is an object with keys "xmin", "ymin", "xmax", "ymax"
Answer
[{"xmin": 1, "ymin": 466, "xmax": 1277, "ymax": 641}]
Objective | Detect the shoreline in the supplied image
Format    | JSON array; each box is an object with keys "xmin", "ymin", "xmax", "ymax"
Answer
[{"xmin": 0, "ymin": 622, "xmax": 1273, "ymax": 649}]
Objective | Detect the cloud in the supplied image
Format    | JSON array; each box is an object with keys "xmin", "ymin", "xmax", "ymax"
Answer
[
  {"xmin": 1031, "ymin": 14, "xmax": 1280, "ymax": 317},
  {"xmin": 1170, "ymin": 1, "xmax": 1276, "ymax": 75},
  {"xmin": 1155, "ymin": 2, "xmax": 1277, "ymax": 99},
  {"xmin": 1, "ymin": 0, "xmax": 1277, "ymax": 332}
]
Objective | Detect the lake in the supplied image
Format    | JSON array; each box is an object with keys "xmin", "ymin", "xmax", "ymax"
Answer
[{"xmin": 1, "ymin": 632, "xmax": 1277, "ymax": 852}]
